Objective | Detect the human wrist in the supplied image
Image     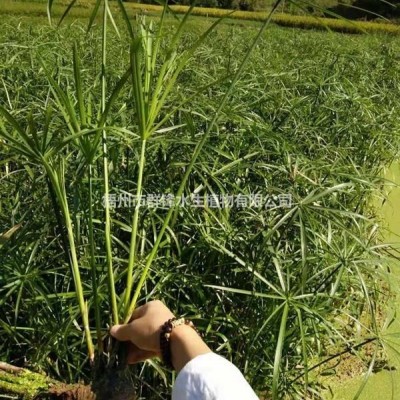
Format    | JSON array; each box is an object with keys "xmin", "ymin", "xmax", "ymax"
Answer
[{"xmin": 169, "ymin": 324, "xmax": 211, "ymax": 372}]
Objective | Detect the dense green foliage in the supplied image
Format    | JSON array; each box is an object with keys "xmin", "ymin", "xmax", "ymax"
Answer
[
  {"xmin": 1, "ymin": 11, "xmax": 400, "ymax": 400},
  {"xmin": 330, "ymin": 0, "xmax": 400, "ymax": 19}
]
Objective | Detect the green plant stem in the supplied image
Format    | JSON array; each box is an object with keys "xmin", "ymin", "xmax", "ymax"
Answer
[
  {"xmin": 88, "ymin": 164, "xmax": 102, "ymax": 352},
  {"xmin": 101, "ymin": 0, "xmax": 119, "ymax": 326},
  {"xmin": 123, "ymin": 138, "xmax": 147, "ymax": 315},
  {"xmin": 46, "ymin": 177, "xmax": 70, "ymax": 264},
  {"xmin": 296, "ymin": 307, "xmax": 308, "ymax": 393},
  {"xmin": 124, "ymin": 2, "xmax": 281, "ymax": 322},
  {"xmin": 65, "ymin": 205, "xmax": 95, "ymax": 360},
  {"xmin": 45, "ymin": 165, "xmax": 94, "ymax": 361},
  {"xmin": 272, "ymin": 301, "xmax": 289, "ymax": 400}
]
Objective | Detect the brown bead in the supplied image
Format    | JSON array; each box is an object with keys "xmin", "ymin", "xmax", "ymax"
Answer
[{"xmin": 160, "ymin": 317, "xmax": 199, "ymax": 370}]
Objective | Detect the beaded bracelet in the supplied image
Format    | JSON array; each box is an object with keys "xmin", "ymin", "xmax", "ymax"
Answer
[{"xmin": 160, "ymin": 317, "xmax": 200, "ymax": 369}]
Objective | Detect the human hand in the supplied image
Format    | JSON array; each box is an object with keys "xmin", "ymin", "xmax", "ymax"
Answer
[
  {"xmin": 111, "ymin": 300, "xmax": 211, "ymax": 370},
  {"xmin": 110, "ymin": 300, "xmax": 175, "ymax": 363}
]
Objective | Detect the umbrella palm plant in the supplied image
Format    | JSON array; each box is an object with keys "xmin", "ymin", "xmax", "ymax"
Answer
[
  {"xmin": 0, "ymin": 0, "xmax": 282, "ymax": 377},
  {"xmin": 0, "ymin": 1, "xmax": 396, "ymax": 399}
]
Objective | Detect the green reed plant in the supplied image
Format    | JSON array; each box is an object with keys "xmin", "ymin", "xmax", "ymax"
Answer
[{"xmin": 1, "ymin": 0, "xmax": 283, "ymax": 367}]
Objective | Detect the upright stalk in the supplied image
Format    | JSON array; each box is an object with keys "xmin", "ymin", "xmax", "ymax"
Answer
[
  {"xmin": 88, "ymin": 164, "xmax": 103, "ymax": 351},
  {"xmin": 123, "ymin": 138, "xmax": 147, "ymax": 314},
  {"xmin": 101, "ymin": 0, "xmax": 119, "ymax": 326},
  {"xmin": 272, "ymin": 302, "xmax": 289, "ymax": 400},
  {"xmin": 46, "ymin": 165, "xmax": 95, "ymax": 361},
  {"xmin": 123, "ymin": 26, "xmax": 151, "ymax": 314},
  {"xmin": 65, "ymin": 207, "xmax": 95, "ymax": 361}
]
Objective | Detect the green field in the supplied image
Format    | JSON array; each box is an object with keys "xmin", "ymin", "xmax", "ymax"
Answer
[
  {"xmin": 1, "ymin": 2, "xmax": 400, "ymax": 399},
  {"xmin": 2, "ymin": 0, "xmax": 400, "ymax": 34}
]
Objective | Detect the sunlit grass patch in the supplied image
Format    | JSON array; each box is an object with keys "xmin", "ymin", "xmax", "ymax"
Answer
[{"xmin": 1, "ymin": 0, "xmax": 399, "ymax": 34}]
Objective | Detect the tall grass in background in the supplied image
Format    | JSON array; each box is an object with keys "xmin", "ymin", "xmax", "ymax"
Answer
[
  {"xmin": 0, "ymin": 1, "xmax": 400, "ymax": 399},
  {"xmin": 3, "ymin": 0, "xmax": 400, "ymax": 34}
]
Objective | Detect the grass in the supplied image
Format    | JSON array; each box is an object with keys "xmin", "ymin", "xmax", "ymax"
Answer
[
  {"xmin": 326, "ymin": 162, "xmax": 400, "ymax": 399},
  {"xmin": 0, "ymin": 0, "xmax": 350, "ymax": 13},
  {"xmin": 1, "ymin": 4, "xmax": 400, "ymax": 400},
  {"xmin": 2, "ymin": 0, "xmax": 400, "ymax": 34}
]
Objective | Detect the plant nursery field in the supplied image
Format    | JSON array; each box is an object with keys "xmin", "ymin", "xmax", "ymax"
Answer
[{"xmin": 0, "ymin": 2, "xmax": 400, "ymax": 400}]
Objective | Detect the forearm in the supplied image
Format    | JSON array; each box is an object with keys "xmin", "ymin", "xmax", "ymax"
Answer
[
  {"xmin": 170, "ymin": 325, "xmax": 212, "ymax": 372},
  {"xmin": 110, "ymin": 300, "xmax": 258, "ymax": 399}
]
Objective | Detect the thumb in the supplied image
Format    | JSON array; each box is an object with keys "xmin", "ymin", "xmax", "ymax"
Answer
[{"xmin": 110, "ymin": 324, "xmax": 133, "ymax": 342}]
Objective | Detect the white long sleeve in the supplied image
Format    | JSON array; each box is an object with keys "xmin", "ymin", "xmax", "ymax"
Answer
[{"xmin": 172, "ymin": 352, "xmax": 259, "ymax": 400}]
